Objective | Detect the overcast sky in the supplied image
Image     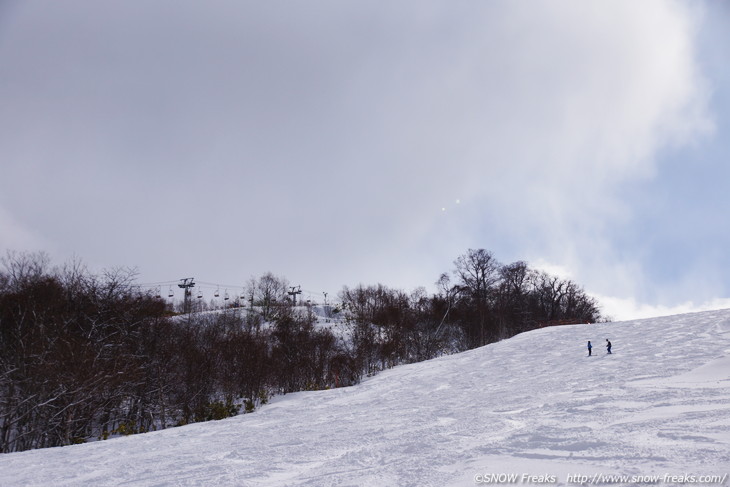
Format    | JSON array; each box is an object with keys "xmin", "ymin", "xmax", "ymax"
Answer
[{"xmin": 1, "ymin": 0, "xmax": 729, "ymax": 320}]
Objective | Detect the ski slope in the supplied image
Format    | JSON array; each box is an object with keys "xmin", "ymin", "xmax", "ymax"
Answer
[{"xmin": 2, "ymin": 310, "xmax": 729, "ymax": 486}]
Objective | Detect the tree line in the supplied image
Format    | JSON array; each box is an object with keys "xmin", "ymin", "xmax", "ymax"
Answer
[
  {"xmin": 0, "ymin": 249, "xmax": 602, "ymax": 453},
  {"xmin": 339, "ymin": 248, "xmax": 602, "ymax": 372}
]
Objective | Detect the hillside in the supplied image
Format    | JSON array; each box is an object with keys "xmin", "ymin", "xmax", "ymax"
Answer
[{"xmin": 1, "ymin": 310, "xmax": 729, "ymax": 486}]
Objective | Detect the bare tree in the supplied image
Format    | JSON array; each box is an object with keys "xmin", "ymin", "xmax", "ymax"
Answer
[
  {"xmin": 453, "ymin": 249, "xmax": 502, "ymax": 346},
  {"xmin": 494, "ymin": 261, "xmax": 536, "ymax": 335},
  {"xmin": 255, "ymin": 272, "xmax": 289, "ymax": 321}
]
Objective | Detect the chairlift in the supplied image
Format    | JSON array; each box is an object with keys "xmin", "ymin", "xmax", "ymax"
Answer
[
  {"xmin": 197, "ymin": 290, "xmax": 203, "ymax": 299},
  {"xmin": 224, "ymin": 290, "xmax": 230, "ymax": 301},
  {"xmin": 168, "ymin": 286, "xmax": 174, "ymax": 298},
  {"xmin": 155, "ymin": 286, "xmax": 162, "ymax": 299},
  {"xmin": 214, "ymin": 287, "xmax": 220, "ymax": 298}
]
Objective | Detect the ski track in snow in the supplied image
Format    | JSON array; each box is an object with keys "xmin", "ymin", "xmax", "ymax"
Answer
[{"xmin": 2, "ymin": 310, "xmax": 730, "ymax": 486}]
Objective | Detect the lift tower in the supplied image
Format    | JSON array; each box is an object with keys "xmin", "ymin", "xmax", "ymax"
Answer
[
  {"xmin": 288, "ymin": 285, "xmax": 302, "ymax": 306},
  {"xmin": 178, "ymin": 278, "xmax": 196, "ymax": 314}
]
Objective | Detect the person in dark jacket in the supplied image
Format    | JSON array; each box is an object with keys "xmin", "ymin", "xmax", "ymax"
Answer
[
  {"xmin": 606, "ymin": 339, "xmax": 612, "ymax": 354},
  {"xmin": 587, "ymin": 340, "xmax": 593, "ymax": 356}
]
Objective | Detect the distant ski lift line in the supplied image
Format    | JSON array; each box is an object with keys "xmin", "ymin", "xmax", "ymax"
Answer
[{"xmin": 138, "ymin": 280, "xmax": 332, "ymax": 303}]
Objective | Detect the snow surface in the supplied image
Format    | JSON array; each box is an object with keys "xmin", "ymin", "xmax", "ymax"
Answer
[{"xmin": 2, "ymin": 309, "xmax": 730, "ymax": 486}]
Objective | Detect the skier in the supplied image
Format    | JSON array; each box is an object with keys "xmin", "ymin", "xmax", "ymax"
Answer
[
  {"xmin": 606, "ymin": 339, "xmax": 612, "ymax": 354},
  {"xmin": 587, "ymin": 340, "xmax": 592, "ymax": 356}
]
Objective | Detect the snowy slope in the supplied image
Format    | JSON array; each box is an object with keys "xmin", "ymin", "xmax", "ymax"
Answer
[{"xmin": 2, "ymin": 310, "xmax": 730, "ymax": 486}]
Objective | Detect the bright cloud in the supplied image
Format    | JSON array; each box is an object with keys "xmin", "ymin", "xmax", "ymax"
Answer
[
  {"xmin": 0, "ymin": 1, "xmax": 724, "ymax": 315},
  {"xmin": 597, "ymin": 294, "xmax": 730, "ymax": 321}
]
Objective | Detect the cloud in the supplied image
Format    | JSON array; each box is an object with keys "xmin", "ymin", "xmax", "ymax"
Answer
[
  {"xmin": 0, "ymin": 206, "xmax": 44, "ymax": 252},
  {"xmin": 0, "ymin": 0, "xmax": 716, "ymax": 309},
  {"xmin": 596, "ymin": 294, "xmax": 730, "ymax": 321},
  {"xmin": 340, "ymin": 0, "xmax": 713, "ymax": 300}
]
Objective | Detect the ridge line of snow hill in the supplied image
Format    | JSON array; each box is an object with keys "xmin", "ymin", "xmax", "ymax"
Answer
[{"xmin": 1, "ymin": 309, "xmax": 729, "ymax": 486}]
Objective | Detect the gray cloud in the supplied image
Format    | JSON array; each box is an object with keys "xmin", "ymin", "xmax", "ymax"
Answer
[{"xmin": 0, "ymin": 1, "xmax": 720, "ymax": 318}]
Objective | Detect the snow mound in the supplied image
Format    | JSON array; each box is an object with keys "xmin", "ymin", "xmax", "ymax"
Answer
[{"xmin": 2, "ymin": 309, "xmax": 729, "ymax": 486}]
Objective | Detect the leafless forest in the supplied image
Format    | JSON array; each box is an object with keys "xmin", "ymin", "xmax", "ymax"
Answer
[{"xmin": 0, "ymin": 249, "xmax": 601, "ymax": 453}]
